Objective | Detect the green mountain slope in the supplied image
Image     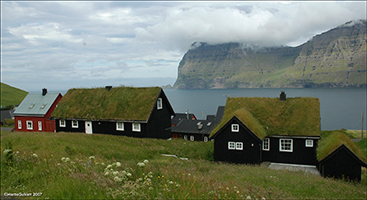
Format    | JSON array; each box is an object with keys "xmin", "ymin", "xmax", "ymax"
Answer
[
  {"xmin": 0, "ymin": 82, "xmax": 28, "ymax": 108},
  {"xmin": 174, "ymin": 20, "xmax": 366, "ymax": 89}
]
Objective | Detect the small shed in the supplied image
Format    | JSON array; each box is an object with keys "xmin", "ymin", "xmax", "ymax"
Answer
[
  {"xmin": 13, "ymin": 88, "xmax": 63, "ymax": 132},
  {"xmin": 210, "ymin": 94, "xmax": 321, "ymax": 165},
  {"xmin": 52, "ymin": 86, "xmax": 175, "ymax": 139},
  {"xmin": 317, "ymin": 131, "xmax": 367, "ymax": 182}
]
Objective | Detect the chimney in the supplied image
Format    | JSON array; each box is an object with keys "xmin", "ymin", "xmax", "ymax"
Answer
[
  {"xmin": 280, "ymin": 91, "xmax": 286, "ymax": 101},
  {"xmin": 42, "ymin": 88, "xmax": 47, "ymax": 96},
  {"xmin": 105, "ymin": 86, "xmax": 112, "ymax": 91}
]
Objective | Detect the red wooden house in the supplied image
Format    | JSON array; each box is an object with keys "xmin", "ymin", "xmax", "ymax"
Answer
[{"xmin": 14, "ymin": 89, "xmax": 62, "ymax": 132}]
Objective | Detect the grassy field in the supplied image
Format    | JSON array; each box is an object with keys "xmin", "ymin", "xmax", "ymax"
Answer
[
  {"xmin": 1, "ymin": 131, "xmax": 366, "ymax": 199},
  {"xmin": 0, "ymin": 82, "xmax": 28, "ymax": 108}
]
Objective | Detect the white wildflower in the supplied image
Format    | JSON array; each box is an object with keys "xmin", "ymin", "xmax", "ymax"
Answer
[
  {"xmin": 126, "ymin": 173, "xmax": 132, "ymax": 177},
  {"xmin": 71, "ymin": 161, "xmax": 75, "ymax": 164},
  {"xmin": 104, "ymin": 171, "xmax": 109, "ymax": 176},
  {"xmin": 61, "ymin": 157, "xmax": 66, "ymax": 162},
  {"xmin": 137, "ymin": 162, "xmax": 145, "ymax": 167},
  {"xmin": 89, "ymin": 156, "xmax": 95, "ymax": 160},
  {"xmin": 116, "ymin": 162, "xmax": 121, "ymax": 167},
  {"xmin": 32, "ymin": 153, "xmax": 38, "ymax": 158},
  {"xmin": 143, "ymin": 159, "xmax": 149, "ymax": 164},
  {"xmin": 246, "ymin": 196, "xmax": 252, "ymax": 200},
  {"xmin": 65, "ymin": 157, "xmax": 70, "ymax": 162},
  {"xmin": 106, "ymin": 164, "xmax": 112, "ymax": 169},
  {"xmin": 261, "ymin": 197, "xmax": 266, "ymax": 200},
  {"xmin": 3, "ymin": 149, "xmax": 12, "ymax": 155},
  {"xmin": 114, "ymin": 176, "xmax": 122, "ymax": 182},
  {"xmin": 149, "ymin": 187, "xmax": 153, "ymax": 190},
  {"xmin": 16, "ymin": 151, "xmax": 19, "ymax": 154},
  {"xmin": 101, "ymin": 162, "xmax": 105, "ymax": 166},
  {"xmin": 168, "ymin": 181, "xmax": 173, "ymax": 184},
  {"xmin": 113, "ymin": 171, "xmax": 119, "ymax": 176}
]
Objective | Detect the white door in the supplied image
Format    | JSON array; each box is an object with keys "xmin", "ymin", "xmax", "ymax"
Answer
[{"xmin": 85, "ymin": 121, "xmax": 93, "ymax": 134}]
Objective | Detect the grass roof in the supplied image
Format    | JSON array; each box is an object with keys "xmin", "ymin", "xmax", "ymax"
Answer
[
  {"xmin": 317, "ymin": 131, "xmax": 366, "ymax": 163},
  {"xmin": 211, "ymin": 97, "xmax": 320, "ymax": 139},
  {"xmin": 52, "ymin": 87, "xmax": 162, "ymax": 121}
]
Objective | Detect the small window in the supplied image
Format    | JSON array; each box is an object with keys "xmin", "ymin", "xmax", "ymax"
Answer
[
  {"xmin": 184, "ymin": 135, "xmax": 187, "ymax": 140},
  {"xmin": 29, "ymin": 104, "xmax": 35, "ymax": 109},
  {"xmin": 157, "ymin": 98, "xmax": 163, "ymax": 110},
  {"xmin": 190, "ymin": 135, "xmax": 195, "ymax": 141},
  {"xmin": 116, "ymin": 122, "xmax": 124, "ymax": 131},
  {"xmin": 204, "ymin": 136, "xmax": 208, "ymax": 142},
  {"xmin": 40, "ymin": 104, "xmax": 46, "ymax": 109},
  {"xmin": 27, "ymin": 121, "xmax": 33, "ymax": 130},
  {"xmin": 236, "ymin": 142, "xmax": 243, "ymax": 150},
  {"xmin": 263, "ymin": 138, "xmax": 270, "ymax": 151},
  {"xmin": 59, "ymin": 120, "xmax": 66, "ymax": 127},
  {"xmin": 72, "ymin": 120, "xmax": 78, "ymax": 128},
  {"xmin": 18, "ymin": 120, "xmax": 22, "ymax": 130},
  {"xmin": 279, "ymin": 139, "xmax": 293, "ymax": 152},
  {"xmin": 305, "ymin": 140, "xmax": 313, "ymax": 147},
  {"xmin": 228, "ymin": 142, "xmax": 236, "ymax": 150},
  {"xmin": 38, "ymin": 121, "xmax": 42, "ymax": 131},
  {"xmin": 231, "ymin": 124, "xmax": 239, "ymax": 132},
  {"xmin": 132, "ymin": 123, "xmax": 141, "ymax": 132}
]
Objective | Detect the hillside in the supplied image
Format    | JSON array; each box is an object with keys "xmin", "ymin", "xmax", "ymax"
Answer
[
  {"xmin": 1, "ymin": 131, "xmax": 366, "ymax": 199},
  {"xmin": 174, "ymin": 20, "xmax": 367, "ymax": 89},
  {"xmin": 0, "ymin": 82, "xmax": 28, "ymax": 108}
]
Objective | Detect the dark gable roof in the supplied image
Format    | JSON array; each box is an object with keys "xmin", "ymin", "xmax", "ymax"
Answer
[
  {"xmin": 52, "ymin": 87, "xmax": 166, "ymax": 121},
  {"xmin": 172, "ymin": 113, "xmax": 196, "ymax": 125},
  {"xmin": 211, "ymin": 97, "xmax": 321, "ymax": 139},
  {"xmin": 317, "ymin": 131, "xmax": 367, "ymax": 164},
  {"xmin": 171, "ymin": 119, "xmax": 215, "ymax": 135}
]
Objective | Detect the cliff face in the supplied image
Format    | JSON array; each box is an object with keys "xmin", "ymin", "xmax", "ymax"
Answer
[{"xmin": 174, "ymin": 20, "xmax": 366, "ymax": 89}]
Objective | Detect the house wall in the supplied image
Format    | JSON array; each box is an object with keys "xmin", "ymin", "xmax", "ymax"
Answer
[
  {"xmin": 214, "ymin": 118, "xmax": 261, "ymax": 164},
  {"xmin": 319, "ymin": 148, "xmax": 362, "ymax": 182},
  {"xmin": 262, "ymin": 137, "xmax": 318, "ymax": 165},
  {"xmin": 55, "ymin": 119, "xmax": 148, "ymax": 137},
  {"xmin": 175, "ymin": 133, "xmax": 209, "ymax": 141},
  {"xmin": 44, "ymin": 94, "xmax": 63, "ymax": 118},
  {"xmin": 15, "ymin": 116, "xmax": 56, "ymax": 132},
  {"xmin": 146, "ymin": 92, "xmax": 173, "ymax": 139}
]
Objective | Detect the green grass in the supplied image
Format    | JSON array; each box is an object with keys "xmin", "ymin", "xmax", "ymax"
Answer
[
  {"xmin": 1, "ymin": 131, "xmax": 367, "ymax": 199},
  {"xmin": 0, "ymin": 82, "xmax": 28, "ymax": 108}
]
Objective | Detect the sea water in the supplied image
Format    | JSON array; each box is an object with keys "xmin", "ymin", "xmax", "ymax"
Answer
[{"xmin": 164, "ymin": 88, "xmax": 367, "ymax": 131}]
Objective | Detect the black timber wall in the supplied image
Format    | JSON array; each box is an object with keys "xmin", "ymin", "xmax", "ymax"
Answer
[
  {"xmin": 262, "ymin": 137, "xmax": 318, "ymax": 165},
  {"xmin": 213, "ymin": 118, "xmax": 261, "ymax": 164}
]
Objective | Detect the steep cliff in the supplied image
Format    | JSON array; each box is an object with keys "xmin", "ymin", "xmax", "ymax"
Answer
[{"xmin": 174, "ymin": 20, "xmax": 366, "ymax": 89}]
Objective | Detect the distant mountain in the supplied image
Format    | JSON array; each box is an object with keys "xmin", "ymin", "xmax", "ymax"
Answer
[
  {"xmin": 174, "ymin": 20, "xmax": 366, "ymax": 89},
  {"xmin": 0, "ymin": 82, "xmax": 28, "ymax": 108}
]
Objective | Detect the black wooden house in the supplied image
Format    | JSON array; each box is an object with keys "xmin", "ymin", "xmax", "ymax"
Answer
[
  {"xmin": 52, "ymin": 86, "xmax": 175, "ymax": 139},
  {"xmin": 210, "ymin": 94, "xmax": 321, "ymax": 165},
  {"xmin": 317, "ymin": 131, "xmax": 367, "ymax": 182}
]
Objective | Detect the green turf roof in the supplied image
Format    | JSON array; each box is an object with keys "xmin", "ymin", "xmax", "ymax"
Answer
[
  {"xmin": 52, "ymin": 87, "xmax": 162, "ymax": 121},
  {"xmin": 210, "ymin": 97, "xmax": 321, "ymax": 139},
  {"xmin": 317, "ymin": 131, "xmax": 366, "ymax": 163}
]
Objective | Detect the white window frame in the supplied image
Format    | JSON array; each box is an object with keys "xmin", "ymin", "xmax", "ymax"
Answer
[
  {"xmin": 279, "ymin": 139, "xmax": 293, "ymax": 152},
  {"xmin": 26, "ymin": 120, "xmax": 33, "ymax": 130},
  {"xmin": 132, "ymin": 123, "xmax": 141, "ymax": 132},
  {"xmin": 190, "ymin": 135, "xmax": 195, "ymax": 141},
  {"xmin": 116, "ymin": 122, "xmax": 124, "ymax": 131},
  {"xmin": 263, "ymin": 138, "xmax": 270, "ymax": 151},
  {"xmin": 38, "ymin": 121, "xmax": 42, "ymax": 131},
  {"xmin": 157, "ymin": 98, "xmax": 163, "ymax": 110},
  {"xmin": 231, "ymin": 124, "xmax": 239, "ymax": 132},
  {"xmin": 184, "ymin": 135, "xmax": 187, "ymax": 140},
  {"xmin": 72, "ymin": 120, "xmax": 78, "ymax": 128},
  {"xmin": 305, "ymin": 139, "xmax": 313, "ymax": 147},
  {"xmin": 18, "ymin": 120, "xmax": 22, "ymax": 130},
  {"xmin": 204, "ymin": 136, "xmax": 208, "ymax": 142},
  {"xmin": 59, "ymin": 120, "xmax": 66, "ymax": 127},
  {"xmin": 236, "ymin": 142, "xmax": 243, "ymax": 150},
  {"xmin": 228, "ymin": 142, "xmax": 236, "ymax": 150}
]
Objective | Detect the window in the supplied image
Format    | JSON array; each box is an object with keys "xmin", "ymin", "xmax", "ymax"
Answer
[
  {"xmin": 184, "ymin": 135, "xmax": 187, "ymax": 140},
  {"xmin": 305, "ymin": 140, "xmax": 313, "ymax": 147},
  {"xmin": 204, "ymin": 136, "xmax": 208, "ymax": 142},
  {"xmin": 132, "ymin": 123, "xmax": 141, "ymax": 132},
  {"xmin": 72, "ymin": 120, "xmax": 78, "ymax": 128},
  {"xmin": 157, "ymin": 98, "xmax": 163, "ymax": 110},
  {"xmin": 263, "ymin": 138, "xmax": 270, "ymax": 151},
  {"xmin": 236, "ymin": 142, "xmax": 243, "ymax": 150},
  {"xmin": 228, "ymin": 142, "xmax": 236, "ymax": 150},
  {"xmin": 59, "ymin": 120, "xmax": 66, "ymax": 127},
  {"xmin": 38, "ymin": 121, "xmax": 42, "ymax": 131},
  {"xmin": 231, "ymin": 124, "xmax": 239, "ymax": 132},
  {"xmin": 279, "ymin": 139, "xmax": 293, "ymax": 152},
  {"xmin": 18, "ymin": 120, "xmax": 22, "ymax": 130},
  {"xmin": 190, "ymin": 135, "xmax": 195, "ymax": 141},
  {"xmin": 116, "ymin": 122, "xmax": 124, "ymax": 131},
  {"xmin": 26, "ymin": 121, "xmax": 33, "ymax": 130}
]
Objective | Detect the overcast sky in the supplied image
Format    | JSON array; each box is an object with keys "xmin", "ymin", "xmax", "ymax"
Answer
[{"xmin": 1, "ymin": 1, "xmax": 366, "ymax": 92}]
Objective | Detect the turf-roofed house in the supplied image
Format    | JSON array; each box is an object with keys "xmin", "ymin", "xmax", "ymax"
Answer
[
  {"xmin": 210, "ymin": 92, "xmax": 321, "ymax": 165},
  {"xmin": 14, "ymin": 88, "xmax": 63, "ymax": 132},
  {"xmin": 317, "ymin": 131, "xmax": 367, "ymax": 182},
  {"xmin": 52, "ymin": 86, "xmax": 175, "ymax": 139}
]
